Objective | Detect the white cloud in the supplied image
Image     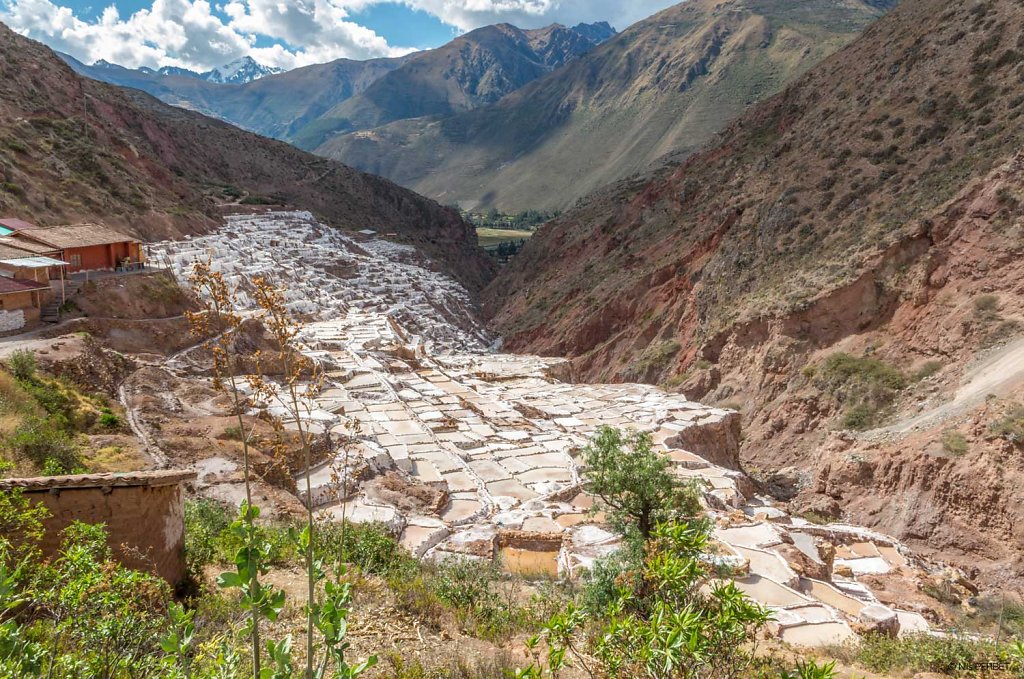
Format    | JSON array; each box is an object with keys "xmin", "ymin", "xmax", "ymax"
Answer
[
  {"xmin": 0, "ymin": 0, "xmax": 412, "ymax": 71},
  {"xmin": 0, "ymin": 0, "xmax": 676, "ymax": 72},
  {"xmin": 399, "ymin": 0, "xmax": 677, "ymax": 33}
]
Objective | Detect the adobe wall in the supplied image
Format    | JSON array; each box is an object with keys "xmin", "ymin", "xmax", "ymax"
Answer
[{"xmin": 1, "ymin": 471, "xmax": 196, "ymax": 585}]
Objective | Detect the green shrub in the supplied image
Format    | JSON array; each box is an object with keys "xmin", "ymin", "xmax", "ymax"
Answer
[
  {"xmin": 316, "ymin": 520, "xmax": 417, "ymax": 578},
  {"xmin": 580, "ymin": 546, "xmax": 642, "ymax": 615},
  {"xmin": 221, "ymin": 425, "xmax": 244, "ymax": 441},
  {"xmin": 941, "ymin": 430, "xmax": 969, "ymax": 456},
  {"xmin": 815, "ymin": 353, "xmax": 907, "ymax": 393},
  {"xmin": 842, "ymin": 403, "xmax": 878, "ymax": 430},
  {"xmin": 834, "ymin": 632, "xmax": 1023, "ymax": 676},
  {"xmin": 183, "ymin": 498, "xmax": 234, "ymax": 573},
  {"xmin": 4, "ymin": 416, "xmax": 81, "ymax": 472},
  {"xmin": 989, "ymin": 402, "xmax": 1024, "ymax": 444},
  {"xmin": 812, "ymin": 353, "xmax": 908, "ymax": 430},
  {"xmin": 6, "ymin": 350, "xmax": 36, "ymax": 381},
  {"xmin": 974, "ymin": 293, "xmax": 1001, "ymax": 319},
  {"xmin": 913, "ymin": 360, "xmax": 943, "ymax": 380},
  {"xmin": 388, "ymin": 557, "xmax": 534, "ymax": 642},
  {"xmin": 779, "ymin": 659, "xmax": 838, "ymax": 679},
  {"xmin": 182, "ymin": 498, "xmax": 296, "ymax": 572},
  {"xmin": 99, "ymin": 407, "xmax": 120, "ymax": 428},
  {"xmin": 521, "ymin": 521, "xmax": 772, "ymax": 679}
]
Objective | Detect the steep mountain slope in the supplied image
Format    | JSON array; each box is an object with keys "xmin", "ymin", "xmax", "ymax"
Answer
[
  {"xmin": 291, "ymin": 22, "xmax": 615, "ymax": 150},
  {"xmin": 0, "ymin": 23, "xmax": 492, "ymax": 292},
  {"xmin": 317, "ymin": 0, "xmax": 895, "ymax": 211},
  {"xmin": 485, "ymin": 0, "xmax": 1024, "ymax": 579},
  {"xmin": 62, "ymin": 53, "xmax": 410, "ymax": 142}
]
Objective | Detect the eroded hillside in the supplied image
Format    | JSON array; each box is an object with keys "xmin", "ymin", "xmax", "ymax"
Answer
[
  {"xmin": 0, "ymin": 23, "xmax": 493, "ymax": 292},
  {"xmin": 485, "ymin": 0, "xmax": 1024, "ymax": 582}
]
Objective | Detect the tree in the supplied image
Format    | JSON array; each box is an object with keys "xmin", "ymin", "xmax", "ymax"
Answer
[
  {"xmin": 186, "ymin": 261, "xmax": 275, "ymax": 678},
  {"xmin": 582, "ymin": 426, "xmax": 701, "ymax": 540}
]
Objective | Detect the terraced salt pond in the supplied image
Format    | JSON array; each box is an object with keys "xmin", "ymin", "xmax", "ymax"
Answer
[{"xmin": 153, "ymin": 211, "xmax": 934, "ymax": 647}]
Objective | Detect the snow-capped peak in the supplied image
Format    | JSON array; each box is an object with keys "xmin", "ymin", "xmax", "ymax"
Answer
[{"xmin": 201, "ymin": 57, "xmax": 283, "ymax": 84}]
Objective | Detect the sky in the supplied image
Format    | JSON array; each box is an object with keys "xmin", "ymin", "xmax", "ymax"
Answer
[{"xmin": 0, "ymin": 0, "xmax": 678, "ymax": 72}]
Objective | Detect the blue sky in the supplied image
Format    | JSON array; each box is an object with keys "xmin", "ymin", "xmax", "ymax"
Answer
[{"xmin": 0, "ymin": 0, "xmax": 677, "ymax": 71}]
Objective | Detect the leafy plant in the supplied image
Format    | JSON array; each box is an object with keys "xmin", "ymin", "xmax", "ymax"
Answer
[
  {"xmin": 520, "ymin": 521, "xmax": 772, "ymax": 679},
  {"xmin": 30, "ymin": 521, "xmax": 171, "ymax": 677},
  {"xmin": 6, "ymin": 350, "xmax": 36, "ymax": 381},
  {"xmin": 583, "ymin": 426, "xmax": 703, "ymax": 539},
  {"xmin": 215, "ymin": 502, "xmax": 287, "ymax": 660},
  {"xmin": 777, "ymin": 659, "xmax": 837, "ymax": 679}
]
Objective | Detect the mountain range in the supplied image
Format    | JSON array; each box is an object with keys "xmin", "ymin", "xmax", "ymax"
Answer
[
  {"xmin": 65, "ymin": 5, "xmax": 896, "ymax": 212},
  {"xmin": 62, "ymin": 22, "xmax": 616, "ymax": 153},
  {"xmin": 92, "ymin": 55, "xmax": 284, "ymax": 85},
  {"xmin": 318, "ymin": 0, "xmax": 898, "ymax": 211}
]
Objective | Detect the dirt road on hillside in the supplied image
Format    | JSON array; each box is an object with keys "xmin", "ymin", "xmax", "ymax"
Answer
[{"xmin": 883, "ymin": 335, "xmax": 1024, "ymax": 434}]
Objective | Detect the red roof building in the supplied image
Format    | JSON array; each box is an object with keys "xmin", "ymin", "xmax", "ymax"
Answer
[
  {"xmin": 0, "ymin": 218, "xmax": 37, "ymax": 235},
  {"xmin": 12, "ymin": 223, "xmax": 143, "ymax": 273}
]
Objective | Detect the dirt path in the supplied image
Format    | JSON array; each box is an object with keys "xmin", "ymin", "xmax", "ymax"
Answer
[{"xmin": 882, "ymin": 335, "xmax": 1024, "ymax": 434}]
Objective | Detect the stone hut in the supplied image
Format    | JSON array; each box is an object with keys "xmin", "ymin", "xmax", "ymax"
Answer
[{"xmin": 0, "ymin": 470, "xmax": 196, "ymax": 585}]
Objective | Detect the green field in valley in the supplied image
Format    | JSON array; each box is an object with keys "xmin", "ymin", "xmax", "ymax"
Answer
[{"xmin": 476, "ymin": 227, "xmax": 534, "ymax": 248}]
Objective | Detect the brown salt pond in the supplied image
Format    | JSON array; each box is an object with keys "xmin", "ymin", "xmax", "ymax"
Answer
[
  {"xmin": 734, "ymin": 575, "xmax": 809, "ymax": 606},
  {"xmin": 779, "ymin": 621, "xmax": 855, "ymax": 646},
  {"xmin": 500, "ymin": 546, "xmax": 560, "ymax": 578},
  {"xmin": 800, "ymin": 578, "xmax": 867, "ymax": 616}
]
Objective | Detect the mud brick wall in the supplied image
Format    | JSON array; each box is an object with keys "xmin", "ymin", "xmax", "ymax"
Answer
[{"xmin": 2, "ymin": 471, "xmax": 195, "ymax": 585}]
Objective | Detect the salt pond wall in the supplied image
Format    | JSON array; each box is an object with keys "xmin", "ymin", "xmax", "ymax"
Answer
[{"xmin": 0, "ymin": 470, "xmax": 196, "ymax": 584}]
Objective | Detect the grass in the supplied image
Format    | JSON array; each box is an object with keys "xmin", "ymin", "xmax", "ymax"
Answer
[
  {"xmin": 940, "ymin": 430, "xmax": 969, "ymax": 456},
  {"xmin": 810, "ymin": 352, "xmax": 908, "ymax": 430},
  {"xmin": 183, "ymin": 500, "xmax": 563, "ymax": 643},
  {"xmin": 974, "ymin": 294, "xmax": 1001, "ymax": 321},
  {"xmin": 626, "ymin": 340, "xmax": 682, "ymax": 382},
  {"xmin": 827, "ymin": 633, "xmax": 1024, "ymax": 676},
  {"xmin": 989, "ymin": 402, "xmax": 1024, "ymax": 443},
  {"xmin": 0, "ymin": 353, "xmax": 135, "ymax": 473},
  {"xmin": 475, "ymin": 228, "xmax": 534, "ymax": 248},
  {"xmin": 913, "ymin": 360, "xmax": 943, "ymax": 380},
  {"xmin": 379, "ymin": 652, "xmax": 520, "ymax": 679},
  {"xmin": 82, "ymin": 445, "xmax": 145, "ymax": 473}
]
